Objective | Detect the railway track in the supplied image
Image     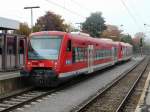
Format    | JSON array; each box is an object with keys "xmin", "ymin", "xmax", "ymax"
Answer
[
  {"xmin": 72, "ymin": 57, "xmax": 148, "ymax": 112},
  {"xmin": 0, "ymin": 88, "xmax": 59, "ymax": 112},
  {"xmin": 0, "ymin": 58, "xmax": 144, "ymax": 112},
  {"xmin": 122, "ymin": 58, "xmax": 150, "ymax": 112},
  {"xmin": 0, "ymin": 72, "xmax": 96, "ymax": 111}
]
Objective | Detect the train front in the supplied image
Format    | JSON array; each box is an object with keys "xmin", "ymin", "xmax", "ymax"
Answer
[{"xmin": 21, "ymin": 32, "xmax": 63, "ymax": 87}]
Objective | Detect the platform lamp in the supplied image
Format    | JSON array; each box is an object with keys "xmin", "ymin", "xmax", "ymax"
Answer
[{"xmin": 24, "ymin": 6, "xmax": 40, "ymax": 32}]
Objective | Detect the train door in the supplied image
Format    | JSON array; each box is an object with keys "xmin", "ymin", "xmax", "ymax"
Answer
[
  {"xmin": 112, "ymin": 47, "xmax": 118, "ymax": 64},
  {"xmin": 87, "ymin": 45, "xmax": 94, "ymax": 73},
  {"xmin": 112, "ymin": 47, "xmax": 115, "ymax": 64}
]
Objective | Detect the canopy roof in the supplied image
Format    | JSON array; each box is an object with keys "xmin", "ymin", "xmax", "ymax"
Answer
[{"xmin": 0, "ymin": 17, "xmax": 19, "ymax": 30}]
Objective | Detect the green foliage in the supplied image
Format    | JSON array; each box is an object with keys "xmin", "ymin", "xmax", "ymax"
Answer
[
  {"xmin": 15, "ymin": 23, "xmax": 31, "ymax": 36},
  {"xmin": 33, "ymin": 11, "xmax": 69, "ymax": 32},
  {"xmin": 82, "ymin": 12, "xmax": 106, "ymax": 37},
  {"xmin": 121, "ymin": 34, "xmax": 133, "ymax": 44},
  {"xmin": 65, "ymin": 23, "xmax": 76, "ymax": 32},
  {"xmin": 32, "ymin": 25, "xmax": 40, "ymax": 32}
]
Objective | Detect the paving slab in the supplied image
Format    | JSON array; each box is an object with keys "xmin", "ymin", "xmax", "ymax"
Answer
[
  {"xmin": 135, "ymin": 66, "xmax": 150, "ymax": 112},
  {"xmin": 0, "ymin": 71, "xmax": 20, "ymax": 81}
]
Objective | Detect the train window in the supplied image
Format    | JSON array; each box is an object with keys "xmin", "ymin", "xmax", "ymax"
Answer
[
  {"xmin": 74, "ymin": 48, "xmax": 77, "ymax": 62},
  {"xmin": 97, "ymin": 51, "xmax": 99, "ymax": 59},
  {"xmin": 95, "ymin": 50, "xmax": 97, "ymax": 60},
  {"xmin": 101, "ymin": 50, "xmax": 103, "ymax": 58},
  {"xmin": 75, "ymin": 48, "xmax": 79, "ymax": 62},
  {"xmin": 96, "ymin": 50, "xmax": 98, "ymax": 59},
  {"xmin": 98, "ymin": 50, "xmax": 100, "ymax": 59},
  {"xmin": 66, "ymin": 40, "xmax": 72, "ymax": 52},
  {"xmin": 82, "ymin": 48, "xmax": 85, "ymax": 61},
  {"xmin": 105, "ymin": 50, "xmax": 107, "ymax": 57},
  {"xmin": 82, "ymin": 48, "xmax": 84, "ymax": 61},
  {"xmin": 84, "ymin": 48, "xmax": 87, "ymax": 61},
  {"xmin": 74, "ymin": 47, "xmax": 86, "ymax": 62},
  {"xmin": 79, "ymin": 48, "xmax": 82, "ymax": 61},
  {"xmin": 99, "ymin": 50, "xmax": 101, "ymax": 59},
  {"xmin": 83, "ymin": 48, "xmax": 86, "ymax": 61},
  {"xmin": 72, "ymin": 47, "xmax": 75, "ymax": 63},
  {"xmin": 80, "ymin": 48, "xmax": 83, "ymax": 61},
  {"xmin": 103, "ymin": 50, "xmax": 105, "ymax": 57}
]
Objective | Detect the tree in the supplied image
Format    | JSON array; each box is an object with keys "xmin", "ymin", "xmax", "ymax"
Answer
[
  {"xmin": 33, "ymin": 11, "xmax": 68, "ymax": 32},
  {"xmin": 15, "ymin": 23, "xmax": 31, "ymax": 36},
  {"xmin": 101, "ymin": 25, "xmax": 121, "ymax": 41},
  {"xmin": 32, "ymin": 25, "xmax": 41, "ymax": 32},
  {"xmin": 82, "ymin": 12, "xmax": 106, "ymax": 37},
  {"xmin": 121, "ymin": 34, "xmax": 132, "ymax": 44},
  {"xmin": 133, "ymin": 32, "xmax": 145, "ymax": 46},
  {"xmin": 132, "ymin": 32, "xmax": 145, "ymax": 53},
  {"xmin": 64, "ymin": 23, "xmax": 76, "ymax": 32}
]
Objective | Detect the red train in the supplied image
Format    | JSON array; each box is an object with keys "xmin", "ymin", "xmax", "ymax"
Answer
[{"xmin": 21, "ymin": 31, "xmax": 132, "ymax": 87}]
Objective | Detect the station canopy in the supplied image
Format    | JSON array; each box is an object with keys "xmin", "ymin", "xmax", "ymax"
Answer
[{"xmin": 0, "ymin": 17, "xmax": 19, "ymax": 30}]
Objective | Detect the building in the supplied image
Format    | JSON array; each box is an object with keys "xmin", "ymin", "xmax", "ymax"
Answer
[{"xmin": 0, "ymin": 17, "xmax": 26, "ymax": 71}]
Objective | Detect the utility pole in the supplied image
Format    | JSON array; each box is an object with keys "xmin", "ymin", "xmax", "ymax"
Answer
[{"xmin": 24, "ymin": 6, "xmax": 40, "ymax": 32}]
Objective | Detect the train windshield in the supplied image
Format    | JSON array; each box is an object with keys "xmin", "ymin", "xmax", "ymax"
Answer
[{"xmin": 28, "ymin": 35, "xmax": 62, "ymax": 60}]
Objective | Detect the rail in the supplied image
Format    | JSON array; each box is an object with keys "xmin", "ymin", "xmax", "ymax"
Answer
[{"xmin": 71, "ymin": 57, "xmax": 148, "ymax": 112}]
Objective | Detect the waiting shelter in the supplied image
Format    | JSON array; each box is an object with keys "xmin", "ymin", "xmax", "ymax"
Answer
[{"xmin": 0, "ymin": 17, "xmax": 26, "ymax": 71}]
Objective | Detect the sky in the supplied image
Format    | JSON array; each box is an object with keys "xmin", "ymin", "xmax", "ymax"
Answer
[{"xmin": 0, "ymin": 0, "xmax": 150, "ymax": 37}]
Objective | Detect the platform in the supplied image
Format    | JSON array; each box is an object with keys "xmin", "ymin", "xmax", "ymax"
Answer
[
  {"xmin": 135, "ymin": 69, "xmax": 150, "ymax": 111},
  {"xmin": 0, "ymin": 71, "xmax": 30, "ymax": 99},
  {"xmin": 0, "ymin": 71, "xmax": 20, "ymax": 81}
]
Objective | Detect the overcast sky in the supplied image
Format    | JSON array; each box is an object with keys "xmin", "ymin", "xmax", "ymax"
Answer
[{"xmin": 0, "ymin": 0, "xmax": 150, "ymax": 37}]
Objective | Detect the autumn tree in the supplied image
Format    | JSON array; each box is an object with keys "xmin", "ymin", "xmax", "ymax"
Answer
[
  {"xmin": 15, "ymin": 23, "xmax": 31, "ymax": 36},
  {"xmin": 33, "ymin": 11, "xmax": 68, "ymax": 32},
  {"xmin": 133, "ymin": 32, "xmax": 145, "ymax": 46},
  {"xmin": 63, "ymin": 23, "xmax": 77, "ymax": 32},
  {"xmin": 121, "ymin": 34, "xmax": 132, "ymax": 44},
  {"xmin": 132, "ymin": 32, "xmax": 145, "ymax": 53},
  {"xmin": 101, "ymin": 25, "xmax": 121, "ymax": 41},
  {"xmin": 82, "ymin": 12, "xmax": 106, "ymax": 37}
]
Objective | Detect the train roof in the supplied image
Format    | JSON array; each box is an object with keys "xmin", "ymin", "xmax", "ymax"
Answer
[
  {"xmin": 125, "ymin": 43, "xmax": 132, "ymax": 47},
  {"xmin": 69, "ymin": 33, "xmax": 115, "ymax": 47},
  {"xmin": 99, "ymin": 38, "xmax": 113, "ymax": 42},
  {"xmin": 30, "ymin": 31, "xmax": 67, "ymax": 37},
  {"xmin": 30, "ymin": 31, "xmax": 132, "ymax": 47}
]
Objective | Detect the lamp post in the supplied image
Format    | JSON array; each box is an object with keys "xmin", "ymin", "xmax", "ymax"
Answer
[{"xmin": 24, "ymin": 6, "xmax": 40, "ymax": 32}]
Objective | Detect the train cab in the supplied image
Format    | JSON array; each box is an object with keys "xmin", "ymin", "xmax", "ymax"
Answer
[{"xmin": 22, "ymin": 31, "xmax": 68, "ymax": 86}]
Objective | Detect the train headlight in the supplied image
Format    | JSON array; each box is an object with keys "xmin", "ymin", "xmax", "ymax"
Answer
[
  {"xmin": 28, "ymin": 62, "xmax": 31, "ymax": 65},
  {"xmin": 54, "ymin": 62, "xmax": 57, "ymax": 65},
  {"xmin": 39, "ymin": 63, "xmax": 44, "ymax": 67}
]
